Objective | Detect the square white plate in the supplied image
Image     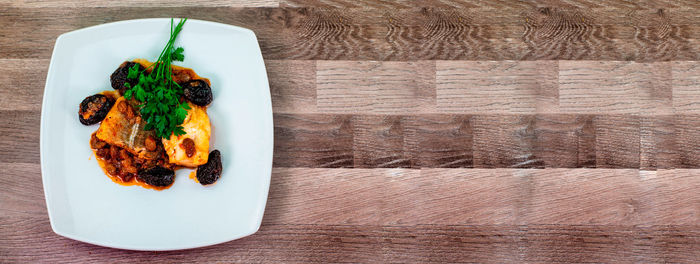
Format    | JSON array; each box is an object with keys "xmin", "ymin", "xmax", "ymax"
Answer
[{"xmin": 40, "ymin": 18, "xmax": 273, "ymax": 251}]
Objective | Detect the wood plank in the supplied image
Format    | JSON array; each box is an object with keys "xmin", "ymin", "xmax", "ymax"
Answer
[
  {"xmin": 266, "ymin": 60, "xmax": 317, "ymax": 113},
  {"xmin": 5, "ymin": 167, "xmax": 700, "ymax": 226},
  {"xmin": 534, "ymin": 114, "xmax": 595, "ymax": 168},
  {"xmin": 264, "ymin": 168, "xmax": 420, "ymax": 225},
  {"xmin": 594, "ymin": 115, "xmax": 640, "ymax": 168},
  {"xmin": 640, "ymin": 115, "xmax": 678, "ymax": 169},
  {"xmin": 673, "ymin": 61, "xmax": 700, "ymax": 113},
  {"xmin": 3, "ymin": 59, "xmax": 685, "ymax": 117},
  {"xmin": 1, "ymin": 0, "xmax": 279, "ymax": 7},
  {"xmin": 266, "ymin": 168, "xmax": 700, "ymax": 226},
  {"xmin": 0, "ymin": 59, "xmax": 47, "ymax": 111},
  {"xmin": 527, "ymin": 169, "xmax": 642, "ymax": 225},
  {"xmin": 383, "ymin": 9, "xmax": 529, "ymax": 61},
  {"xmin": 558, "ymin": 61, "xmax": 672, "ymax": 115},
  {"xmin": 383, "ymin": 7, "xmax": 700, "ymax": 61},
  {"xmin": 559, "ymin": 61, "xmax": 641, "ymax": 114},
  {"xmin": 1, "ymin": 217, "xmax": 698, "ymax": 263},
  {"xmin": 12, "ymin": 167, "xmax": 696, "ymax": 226},
  {"xmin": 524, "ymin": 225, "xmax": 700, "ymax": 263},
  {"xmin": 0, "ymin": 163, "xmax": 45, "ymax": 217},
  {"xmin": 472, "ymin": 115, "xmax": 543, "ymax": 168},
  {"xmin": 403, "ymin": 114, "xmax": 473, "ymax": 168},
  {"xmin": 436, "ymin": 61, "xmax": 558, "ymax": 113},
  {"xmin": 2, "ymin": 7, "xmax": 699, "ymax": 61},
  {"xmin": 415, "ymin": 169, "xmax": 527, "ymax": 225},
  {"xmin": 282, "ymin": 0, "xmax": 700, "ymax": 9},
  {"xmin": 0, "ymin": 59, "xmax": 319, "ymax": 113},
  {"xmin": 316, "ymin": 61, "xmax": 435, "ymax": 114},
  {"xmin": 6, "ymin": 112, "xmax": 698, "ymax": 169},
  {"xmin": 273, "ymin": 114, "xmax": 354, "ymax": 167},
  {"xmin": 640, "ymin": 170, "xmax": 700, "ymax": 225},
  {"xmin": 0, "ymin": 7, "xmax": 386, "ymax": 60},
  {"xmin": 675, "ymin": 114, "xmax": 700, "ymax": 168},
  {"xmin": 639, "ymin": 62, "xmax": 673, "ymax": 115},
  {"xmin": 271, "ymin": 113, "xmax": 696, "ymax": 169},
  {"xmin": 0, "ymin": 111, "xmax": 40, "ymax": 163},
  {"xmin": 352, "ymin": 116, "xmax": 408, "ymax": 168}
]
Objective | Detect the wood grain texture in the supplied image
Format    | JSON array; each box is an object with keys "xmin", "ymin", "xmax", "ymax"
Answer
[
  {"xmin": 0, "ymin": 111, "xmax": 40, "ymax": 163},
  {"xmin": 640, "ymin": 115, "xmax": 677, "ymax": 169},
  {"xmin": 472, "ymin": 115, "xmax": 543, "ymax": 168},
  {"xmin": 534, "ymin": 114, "xmax": 595, "ymax": 168},
  {"xmin": 352, "ymin": 115, "xmax": 408, "ymax": 168},
  {"xmin": 2, "ymin": 217, "xmax": 699, "ymax": 263},
  {"xmin": 282, "ymin": 0, "xmax": 700, "ymax": 9},
  {"xmin": 403, "ymin": 114, "xmax": 472, "ymax": 168},
  {"xmin": 675, "ymin": 114, "xmax": 700, "ymax": 168},
  {"xmin": 436, "ymin": 61, "xmax": 558, "ymax": 113},
  {"xmin": 265, "ymin": 168, "xmax": 700, "ymax": 226},
  {"xmin": 0, "ymin": 59, "xmax": 47, "ymax": 111},
  {"xmin": 3, "ymin": 1, "xmax": 700, "ymax": 262},
  {"xmin": 0, "ymin": 163, "xmax": 45, "ymax": 217},
  {"xmin": 2, "ymin": 7, "xmax": 700, "ymax": 60},
  {"xmin": 267, "ymin": 60, "xmax": 317, "ymax": 113},
  {"xmin": 273, "ymin": 114, "xmax": 354, "ymax": 167},
  {"xmin": 560, "ymin": 61, "xmax": 648, "ymax": 113},
  {"xmin": 317, "ymin": 61, "xmax": 435, "ymax": 113},
  {"xmin": 4, "ymin": 167, "xmax": 700, "ymax": 226},
  {"xmin": 594, "ymin": 115, "xmax": 640, "ymax": 168},
  {"xmin": 2, "ymin": 167, "xmax": 700, "ymax": 262},
  {"xmin": 272, "ymin": 113, "xmax": 700, "ymax": 169},
  {"xmin": 2, "ymin": 0, "xmax": 279, "ymax": 7},
  {"xmin": 673, "ymin": 61, "xmax": 700, "ymax": 113}
]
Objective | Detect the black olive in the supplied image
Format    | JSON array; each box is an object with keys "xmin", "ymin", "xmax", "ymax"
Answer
[
  {"xmin": 110, "ymin": 61, "xmax": 143, "ymax": 95},
  {"xmin": 137, "ymin": 166, "xmax": 175, "ymax": 187},
  {"xmin": 182, "ymin": 79, "xmax": 213, "ymax": 106},
  {"xmin": 78, "ymin": 94, "xmax": 114, "ymax": 125},
  {"xmin": 196, "ymin": 150, "xmax": 222, "ymax": 185}
]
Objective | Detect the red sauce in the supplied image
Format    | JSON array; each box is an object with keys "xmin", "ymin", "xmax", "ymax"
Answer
[
  {"xmin": 93, "ymin": 154, "xmax": 173, "ymax": 191},
  {"xmin": 91, "ymin": 132, "xmax": 176, "ymax": 191}
]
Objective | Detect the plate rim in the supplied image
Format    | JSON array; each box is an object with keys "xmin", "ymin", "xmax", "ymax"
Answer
[{"xmin": 40, "ymin": 18, "xmax": 273, "ymax": 251}]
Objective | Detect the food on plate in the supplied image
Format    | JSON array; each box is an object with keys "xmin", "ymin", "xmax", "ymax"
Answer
[
  {"xmin": 137, "ymin": 166, "xmax": 176, "ymax": 187},
  {"xmin": 77, "ymin": 18, "xmax": 223, "ymax": 190},
  {"xmin": 161, "ymin": 102, "xmax": 211, "ymax": 167},
  {"xmin": 196, "ymin": 150, "xmax": 222, "ymax": 185},
  {"xmin": 182, "ymin": 79, "xmax": 213, "ymax": 106},
  {"xmin": 78, "ymin": 94, "xmax": 115, "ymax": 125},
  {"xmin": 110, "ymin": 61, "xmax": 144, "ymax": 95}
]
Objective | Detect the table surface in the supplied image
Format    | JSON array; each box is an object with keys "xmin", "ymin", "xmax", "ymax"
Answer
[{"xmin": 2, "ymin": 0, "xmax": 700, "ymax": 263}]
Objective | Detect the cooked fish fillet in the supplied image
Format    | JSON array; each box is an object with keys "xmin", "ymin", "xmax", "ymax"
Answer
[
  {"xmin": 95, "ymin": 97, "xmax": 161, "ymax": 160},
  {"xmin": 161, "ymin": 102, "xmax": 211, "ymax": 168}
]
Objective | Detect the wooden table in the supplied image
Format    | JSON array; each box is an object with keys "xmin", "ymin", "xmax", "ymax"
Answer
[{"xmin": 2, "ymin": 1, "xmax": 700, "ymax": 262}]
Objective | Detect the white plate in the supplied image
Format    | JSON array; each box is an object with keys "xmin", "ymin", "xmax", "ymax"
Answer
[{"xmin": 40, "ymin": 18, "xmax": 273, "ymax": 250}]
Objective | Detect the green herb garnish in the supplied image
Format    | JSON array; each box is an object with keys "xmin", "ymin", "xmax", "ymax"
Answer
[{"xmin": 124, "ymin": 18, "xmax": 190, "ymax": 139}]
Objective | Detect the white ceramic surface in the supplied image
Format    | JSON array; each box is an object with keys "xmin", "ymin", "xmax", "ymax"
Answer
[{"xmin": 40, "ymin": 18, "xmax": 273, "ymax": 251}]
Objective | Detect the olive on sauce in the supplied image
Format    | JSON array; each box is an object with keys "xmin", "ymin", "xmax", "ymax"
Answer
[
  {"xmin": 137, "ymin": 166, "xmax": 175, "ymax": 187},
  {"xmin": 79, "ymin": 94, "xmax": 114, "ymax": 125},
  {"xmin": 110, "ymin": 61, "xmax": 143, "ymax": 95},
  {"xmin": 196, "ymin": 150, "xmax": 222, "ymax": 185},
  {"xmin": 182, "ymin": 79, "xmax": 212, "ymax": 106}
]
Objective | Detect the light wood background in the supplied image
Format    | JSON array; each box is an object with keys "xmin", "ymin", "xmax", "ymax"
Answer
[{"xmin": 2, "ymin": 0, "xmax": 700, "ymax": 263}]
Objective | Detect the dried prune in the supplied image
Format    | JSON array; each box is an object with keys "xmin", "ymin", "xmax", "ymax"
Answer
[
  {"xmin": 110, "ymin": 61, "xmax": 143, "ymax": 95},
  {"xmin": 182, "ymin": 79, "xmax": 212, "ymax": 106},
  {"xmin": 79, "ymin": 94, "xmax": 114, "ymax": 125},
  {"xmin": 137, "ymin": 166, "xmax": 175, "ymax": 187},
  {"xmin": 196, "ymin": 150, "xmax": 222, "ymax": 185}
]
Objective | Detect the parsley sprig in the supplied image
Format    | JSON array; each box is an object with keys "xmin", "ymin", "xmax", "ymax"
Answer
[{"xmin": 124, "ymin": 18, "xmax": 190, "ymax": 139}]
